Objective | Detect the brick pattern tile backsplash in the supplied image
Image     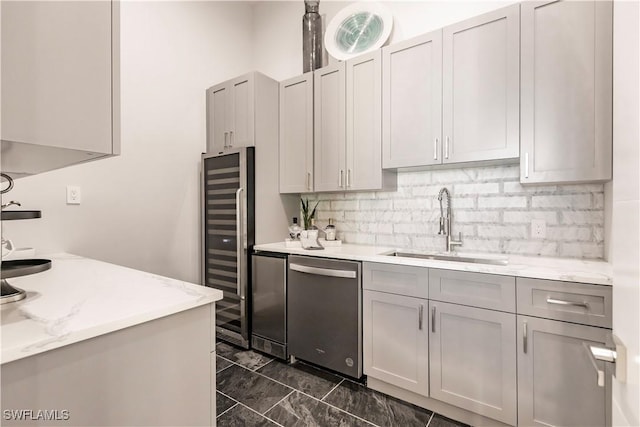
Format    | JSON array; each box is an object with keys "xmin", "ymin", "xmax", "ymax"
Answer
[{"xmin": 306, "ymin": 165, "xmax": 605, "ymax": 259}]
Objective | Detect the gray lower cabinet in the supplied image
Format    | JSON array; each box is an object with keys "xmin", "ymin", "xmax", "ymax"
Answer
[
  {"xmin": 517, "ymin": 315, "xmax": 609, "ymax": 427},
  {"xmin": 429, "ymin": 301, "xmax": 517, "ymax": 425},
  {"xmin": 363, "ymin": 290, "xmax": 429, "ymax": 396}
]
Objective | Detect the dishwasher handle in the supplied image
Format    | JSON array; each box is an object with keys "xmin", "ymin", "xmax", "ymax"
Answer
[{"xmin": 289, "ymin": 263, "xmax": 357, "ymax": 279}]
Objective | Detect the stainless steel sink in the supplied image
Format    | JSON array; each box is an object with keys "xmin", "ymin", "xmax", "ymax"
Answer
[{"xmin": 386, "ymin": 251, "xmax": 508, "ymax": 266}]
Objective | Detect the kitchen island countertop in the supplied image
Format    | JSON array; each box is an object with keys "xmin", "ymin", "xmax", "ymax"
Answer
[
  {"xmin": 1, "ymin": 253, "xmax": 222, "ymax": 364},
  {"xmin": 254, "ymin": 242, "xmax": 612, "ymax": 286}
]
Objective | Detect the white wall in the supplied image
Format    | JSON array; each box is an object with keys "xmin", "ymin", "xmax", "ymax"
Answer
[
  {"xmin": 252, "ymin": 0, "xmax": 511, "ymax": 81},
  {"xmin": 611, "ymin": 1, "xmax": 640, "ymax": 425},
  {"xmin": 3, "ymin": 1, "xmax": 254, "ymax": 283}
]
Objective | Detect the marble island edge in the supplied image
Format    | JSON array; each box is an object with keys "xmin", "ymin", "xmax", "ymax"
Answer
[{"xmin": 1, "ymin": 253, "xmax": 222, "ymax": 365}]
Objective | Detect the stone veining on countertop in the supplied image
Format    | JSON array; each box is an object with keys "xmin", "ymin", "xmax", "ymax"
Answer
[{"xmin": 1, "ymin": 253, "xmax": 222, "ymax": 364}]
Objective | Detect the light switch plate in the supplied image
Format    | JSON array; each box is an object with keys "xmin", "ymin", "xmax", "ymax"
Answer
[{"xmin": 66, "ymin": 185, "xmax": 81, "ymax": 205}]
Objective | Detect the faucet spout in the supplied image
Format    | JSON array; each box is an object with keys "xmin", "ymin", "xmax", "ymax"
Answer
[{"xmin": 437, "ymin": 187, "xmax": 462, "ymax": 253}]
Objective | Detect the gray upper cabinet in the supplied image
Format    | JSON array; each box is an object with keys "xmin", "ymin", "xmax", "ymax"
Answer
[
  {"xmin": 346, "ymin": 50, "xmax": 387, "ymax": 191},
  {"xmin": 207, "ymin": 72, "xmax": 259, "ymax": 153},
  {"xmin": 314, "ymin": 52, "xmax": 394, "ymax": 192},
  {"xmin": 517, "ymin": 315, "xmax": 609, "ymax": 427},
  {"xmin": 430, "ymin": 301, "xmax": 517, "ymax": 425},
  {"xmin": 279, "ymin": 73, "xmax": 314, "ymax": 193},
  {"xmin": 1, "ymin": 0, "xmax": 120, "ymax": 178},
  {"xmin": 442, "ymin": 4, "xmax": 520, "ymax": 164},
  {"xmin": 382, "ymin": 30, "xmax": 443, "ymax": 169},
  {"xmin": 314, "ymin": 63, "xmax": 346, "ymax": 192},
  {"xmin": 520, "ymin": 0, "xmax": 613, "ymax": 184}
]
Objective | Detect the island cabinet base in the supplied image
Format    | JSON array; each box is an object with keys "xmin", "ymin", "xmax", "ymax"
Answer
[
  {"xmin": 367, "ymin": 377, "xmax": 512, "ymax": 427},
  {"xmin": 1, "ymin": 304, "xmax": 215, "ymax": 426}
]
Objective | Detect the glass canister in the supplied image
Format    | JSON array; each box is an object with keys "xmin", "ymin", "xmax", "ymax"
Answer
[{"xmin": 324, "ymin": 218, "xmax": 336, "ymax": 241}]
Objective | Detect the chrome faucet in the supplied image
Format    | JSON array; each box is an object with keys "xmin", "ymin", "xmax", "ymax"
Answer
[{"xmin": 437, "ymin": 187, "xmax": 462, "ymax": 253}]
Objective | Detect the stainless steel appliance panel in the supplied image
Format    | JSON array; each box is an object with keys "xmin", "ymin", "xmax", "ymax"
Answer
[
  {"xmin": 287, "ymin": 255, "xmax": 362, "ymax": 378},
  {"xmin": 202, "ymin": 148, "xmax": 254, "ymax": 349},
  {"xmin": 251, "ymin": 252, "xmax": 288, "ymax": 359}
]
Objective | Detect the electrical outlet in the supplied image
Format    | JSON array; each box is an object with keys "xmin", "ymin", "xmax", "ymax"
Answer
[
  {"xmin": 531, "ymin": 219, "xmax": 546, "ymax": 239},
  {"xmin": 66, "ymin": 185, "xmax": 81, "ymax": 205}
]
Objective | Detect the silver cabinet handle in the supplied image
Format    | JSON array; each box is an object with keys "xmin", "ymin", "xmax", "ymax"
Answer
[
  {"xmin": 290, "ymin": 263, "xmax": 356, "ymax": 279},
  {"xmin": 524, "ymin": 152, "xmax": 529, "ymax": 179},
  {"xmin": 523, "ymin": 320, "xmax": 528, "ymax": 354},
  {"xmin": 224, "ymin": 131, "xmax": 229, "ymax": 148},
  {"xmin": 229, "ymin": 130, "xmax": 234, "ymax": 147},
  {"xmin": 306, "ymin": 172, "xmax": 311, "ymax": 191},
  {"xmin": 546, "ymin": 298, "xmax": 589, "ymax": 309},
  {"xmin": 431, "ymin": 306, "xmax": 436, "ymax": 333},
  {"xmin": 434, "ymin": 138, "xmax": 439, "ymax": 160},
  {"xmin": 235, "ymin": 188, "xmax": 244, "ymax": 297},
  {"xmin": 347, "ymin": 169, "xmax": 351, "ymax": 188},
  {"xmin": 584, "ymin": 334, "xmax": 627, "ymax": 388},
  {"xmin": 418, "ymin": 304, "xmax": 424, "ymax": 330},
  {"xmin": 339, "ymin": 170, "xmax": 344, "ymax": 188},
  {"xmin": 445, "ymin": 137, "xmax": 450, "ymax": 159}
]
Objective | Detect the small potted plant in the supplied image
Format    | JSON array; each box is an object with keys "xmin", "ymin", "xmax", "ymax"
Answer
[{"xmin": 300, "ymin": 198, "xmax": 319, "ymax": 231}]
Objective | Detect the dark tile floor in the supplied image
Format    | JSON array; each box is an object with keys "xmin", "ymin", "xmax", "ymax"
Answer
[{"xmin": 215, "ymin": 342, "xmax": 469, "ymax": 427}]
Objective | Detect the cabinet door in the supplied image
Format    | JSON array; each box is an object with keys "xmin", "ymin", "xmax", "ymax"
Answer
[
  {"xmin": 314, "ymin": 63, "xmax": 346, "ymax": 192},
  {"xmin": 1, "ymin": 0, "xmax": 114, "ymax": 154},
  {"xmin": 363, "ymin": 291, "xmax": 429, "ymax": 396},
  {"xmin": 279, "ymin": 73, "xmax": 314, "ymax": 193},
  {"xmin": 382, "ymin": 30, "xmax": 442, "ymax": 169},
  {"xmin": 430, "ymin": 301, "xmax": 517, "ymax": 425},
  {"xmin": 228, "ymin": 74, "xmax": 255, "ymax": 148},
  {"xmin": 517, "ymin": 315, "xmax": 609, "ymax": 427},
  {"xmin": 346, "ymin": 50, "xmax": 382, "ymax": 190},
  {"xmin": 520, "ymin": 0, "xmax": 612, "ymax": 184},
  {"xmin": 207, "ymin": 82, "xmax": 228, "ymax": 153},
  {"xmin": 442, "ymin": 4, "xmax": 520, "ymax": 164}
]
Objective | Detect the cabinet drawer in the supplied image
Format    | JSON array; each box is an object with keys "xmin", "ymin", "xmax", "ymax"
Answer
[
  {"xmin": 517, "ymin": 278, "xmax": 612, "ymax": 328},
  {"xmin": 363, "ymin": 262, "xmax": 428, "ymax": 299},
  {"xmin": 429, "ymin": 269, "xmax": 515, "ymax": 312}
]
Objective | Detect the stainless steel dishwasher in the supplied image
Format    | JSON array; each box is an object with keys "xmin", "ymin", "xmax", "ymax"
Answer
[{"xmin": 287, "ymin": 255, "xmax": 362, "ymax": 379}]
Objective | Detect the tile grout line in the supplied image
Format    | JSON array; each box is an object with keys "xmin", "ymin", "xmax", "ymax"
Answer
[
  {"xmin": 217, "ymin": 352, "xmax": 430, "ymax": 427},
  {"xmin": 215, "ymin": 389, "xmax": 240, "ymax": 419},
  {"xmin": 236, "ymin": 402, "xmax": 286, "ymax": 427},
  {"xmin": 240, "ymin": 369, "xmax": 378, "ymax": 427},
  {"xmin": 320, "ymin": 378, "xmax": 345, "ymax": 401},
  {"xmin": 216, "ymin": 359, "xmax": 236, "ymax": 375},
  {"xmin": 215, "ymin": 402, "xmax": 238, "ymax": 419},
  {"xmin": 252, "ymin": 357, "xmax": 276, "ymax": 372},
  {"xmin": 261, "ymin": 390, "xmax": 294, "ymax": 416},
  {"xmin": 426, "ymin": 411, "xmax": 434, "ymax": 426},
  {"xmin": 217, "ymin": 390, "xmax": 285, "ymax": 427},
  {"xmin": 218, "ymin": 349, "xmax": 428, "ymax": 427}
]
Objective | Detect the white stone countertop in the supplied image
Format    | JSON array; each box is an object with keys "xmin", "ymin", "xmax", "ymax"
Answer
[
  {"xmin": 254, "ymin": 242, "xmax": 613, "ymax": 286},
  {"xmin": 1, "ymin": 253, "xmax": 222, "ymax": 364}
]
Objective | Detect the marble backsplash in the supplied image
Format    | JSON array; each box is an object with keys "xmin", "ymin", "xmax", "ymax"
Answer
[{"xmin": 305, "ymin": 165, "xmax": 605, "ymax": 259}]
